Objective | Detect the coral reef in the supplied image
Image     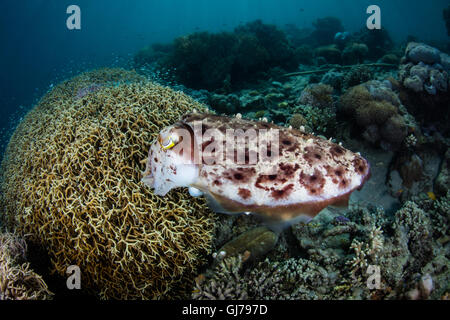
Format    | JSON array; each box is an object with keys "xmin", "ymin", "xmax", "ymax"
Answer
[
  {"xmin": 353, "ymin": 27, "xmax": 393, "ymax": 60},
  {"xmin": 192, "ymin": 189, "xmax": 449, "ymax": 300},
  {"xmin": 342, "ymin": 65, "xmax": 374, "ymax": 89},
  {"xmin": 133, "ymin": 43, "xmax": 173, "ymax": 69},
  {"xmin": 293, "ymin": 45, "xmax": 314, "ymax": 65},
  {"xmin": 342, "ymin": 43, "xmax": 369, "ymax": 65},
  {"xmin": 297, "ymin": 83, "xmax": 334, "ymax": 108},
  {"xmin": 288, "ymin": 113, "xmax": 308, "ymax": 130},
  {"xmin": 0, "ymin": 230, "xmax": 52, "ymax": 300},
  {"xmin": 399, "ymin": 43, "xmax": 449, "ymax": 95},
  {"xmin": 340, "ymin": 80, "xmax": 408, "ymax": 149},
  {"xmin": 292, "ymin": 104, "xmax": 337, "ymax": 136},
  {"xmin": 192, "ymin": 253, "xmax": 332, "ymax": 300},
  {"xmin": 192, "ymin": 188, "xmax": 449, "ymax": 300},
  {"xmin": 0, "ymin": 68, "xmax": 216, "ymax": 299},
  {"xmin": 314, "ymin": 45, "xmax": 342, "ymax": 65},
  {"xmin": 208, "ymin": 93, "xmax": 241, "ymax": 114},
  {"xmin": 397, "ymin": 42, "xmax": 450, "ymax": 128},
  {"xmin": 379, "ymin": 54, "xmax": 400, "ymax": 65},
  {"xmin": 435, "ymin": 149, "xmax": 450, "ymax": 197},
  {"xmin": 167, "ymin": 31, "xmax": 238, "ymax": 90},
  {"xmin": 234, "ymin": 20, "xmax": 297, "ymax": 72},
  {"xmin": 445, "ymin": 6, "xmax": 450, "ymax": 36},
  {"xmin": 192, "ymin": 256, "xmax": 248, "ymax": 300},
  {"xmin": 321, "ymin": 70, "xmax": 344, "ymax": 91},
  {"xmin": 152, "ymin": 20, "xmax": 299, "ymax": 91},
  {"xmin": 310, "ymin": 17, "xmax": 344, "ymax": 46}
]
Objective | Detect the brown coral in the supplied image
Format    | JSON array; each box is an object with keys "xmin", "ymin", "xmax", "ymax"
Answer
[
  {"xmin": 289, "ymin": 113, "xmax": 308, "ymax": 130},
  {"xmin": 298, "ymin": 83, "xmax": 334, "ymax": 109},
  {"xmin": 340, "ymin": 81, "xmax": 407, "ymax": 148},
  {"xmin": 0, "ymin": 68, "xmax": 216, "ymax": 299}
]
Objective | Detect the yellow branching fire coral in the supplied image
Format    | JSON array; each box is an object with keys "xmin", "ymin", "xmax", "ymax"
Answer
[
  {"xmin": 0, "ymin": 230, "xmax": 52, "ymax": 300},
  {"xmin": 0, "ymin": 68, "xmax": 215, "ymax": 299}
]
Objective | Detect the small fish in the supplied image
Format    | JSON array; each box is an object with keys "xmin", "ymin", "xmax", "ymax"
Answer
[
  {"xmin": 334, "ymin": 31, "xmax": 349, "ymax": 41},
  {"xmin": 395, "ymin": 189, "xmax": 403, "ymax": 198},
  {"xmin": 427, "ymin": 192, "xmax": 436, "ymax": 201},
  {"xmin": 142, "ymin": 113, "xmax": 370, "ymax": 225},
  {"xmin": 334, "ymin": 215, "xmax": 350, "ymax": 225}
]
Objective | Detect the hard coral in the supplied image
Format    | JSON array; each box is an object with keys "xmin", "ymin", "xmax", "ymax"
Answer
[
  {"xmin": 314, "ymin": 45, "xmax": 341, "ymax": 65},
  {"xmin": 298, "ymin": 83, "xmax": 334, "ymax": 108},
  {"xmin": 353, "ymin": 27, "xmax": 393, "ymax": 60},
  {"xmin": 169, "ymin": 31, "xmax": 237, "ymax": 90},
  {"xmin": 343, "ymin": 65, "xmax": 374, "ymax": 89},
  {"xmin": 399, "ymin": 43, "xmax": 449, "ymax": 95},
  {"xmin": 342, "ymin": 43, "xmax": 369, "ymax": 65},
  {"xmin": 0, "ymin": 68, "xmax": 215, "ymax": 299},
  {"xmin": 234, "ymin": 20, "xmax": 297, "ymax": 71},
  {"xmin": 311, "ymin": 17, "xmax": 344, "ymax": 46},
  {"xmin": 289, "ymin": 113, "xmax": 308, "ymax": 130},
  {"xmin": 397, "ymin": 43, "xmax": 450, "ymax": 125},
  {"xmin": 340, "ymin": 80, "xmax": 407, "ymax": 149},
  {"xmin": 0, "ymin": 231, "xmax": 52, "ymax": 300},
  {"xmin": 158, "ymin": 20, "xmax": 299, "ymax": 90}
]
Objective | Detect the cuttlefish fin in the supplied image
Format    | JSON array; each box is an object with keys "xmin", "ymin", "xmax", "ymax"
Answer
[
  {"xmin": 204, "ymin": 193, "xmax": 244, "ymax": 216},
  {"xmin": 330, "ymin": 192, "xmax": 351, "ymax": 208},
  {"xmin": 260, "ymin": 214, "xmax": 313, "ymax": 234}
]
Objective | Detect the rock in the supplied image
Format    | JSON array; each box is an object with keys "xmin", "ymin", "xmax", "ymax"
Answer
[{"xmin": 214, "ymin": 227, "xmax": 278, "ymax": 263}]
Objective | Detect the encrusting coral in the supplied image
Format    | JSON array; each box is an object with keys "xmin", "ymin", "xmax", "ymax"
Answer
[
  {"xmin": 0, "ymin": 230, "xmax": 52, "ymax": 300},
  {"xmin": 0, "ymin": 68, "xmax": 216, "ymax": 299}
]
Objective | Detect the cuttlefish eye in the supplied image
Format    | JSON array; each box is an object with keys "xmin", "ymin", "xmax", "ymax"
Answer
[
  {"xmin": 158, "ymin": 128, "xmax": 180, "ymax": 150},
  {"xmin": 160, "ymin": 136, "xmax": 175, "ymax": 150}
]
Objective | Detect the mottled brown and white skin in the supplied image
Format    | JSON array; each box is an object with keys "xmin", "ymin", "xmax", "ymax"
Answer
[{"xmin": 142, "ymin": 112, "xmax": 371, "ymax": 223}]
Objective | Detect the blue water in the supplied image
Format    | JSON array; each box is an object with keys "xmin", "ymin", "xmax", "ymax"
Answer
[{"xmin": 1, "ymin": 0, "xmax": 449, "ymax": 156}]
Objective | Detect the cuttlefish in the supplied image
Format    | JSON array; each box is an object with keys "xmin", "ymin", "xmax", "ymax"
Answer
[{"xmin": 142, "ymin": 112, "xmax": 370, "ymax": 226}]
